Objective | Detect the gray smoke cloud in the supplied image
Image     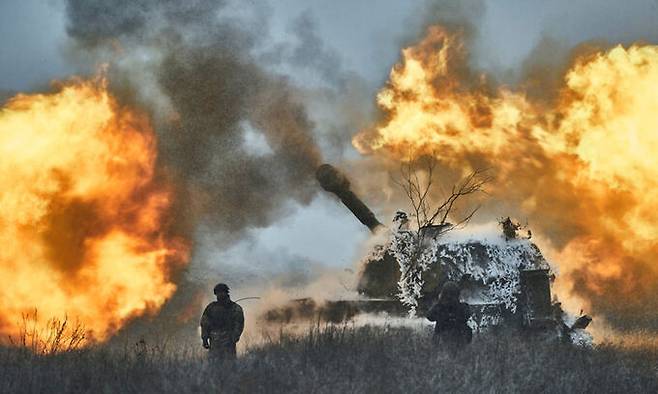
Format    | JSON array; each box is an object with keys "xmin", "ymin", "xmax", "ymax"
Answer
[
  {"xmin": 65, "ymin": 0, "xmax": 323, "ymax": 245},
  {"xmin": 284, "ymin": 10, "xmax": 349, "ymax": 89},
  {"xmin": 0, "ymin": 90, "xmax": 15, "ymax": 106},
  {"xmin": 62, "ymin": 0, "xmax": 341, "ymax": 339},
  {"xmin": 60, "ymin": 0, "xmax": 658, "ymax": 337}
]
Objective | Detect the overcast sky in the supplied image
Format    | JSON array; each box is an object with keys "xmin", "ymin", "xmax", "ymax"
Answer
[
  {"xmin": 5, "ymin": 0, "xmax": 658, "ymax": 91},
  {"xmin": 4, "ymin": 0, "xmax": 658, "ymax": 272}
]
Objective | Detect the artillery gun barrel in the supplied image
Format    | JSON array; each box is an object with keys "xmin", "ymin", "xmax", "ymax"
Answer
[{"xmin": 316, "ymin": 164, "xmax": 383, "ymax": 232}]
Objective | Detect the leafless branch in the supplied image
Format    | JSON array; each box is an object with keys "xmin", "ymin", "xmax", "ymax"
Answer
[{"xmin": 394, "ymin": 158, "xmax": 490, "ymax": 233}]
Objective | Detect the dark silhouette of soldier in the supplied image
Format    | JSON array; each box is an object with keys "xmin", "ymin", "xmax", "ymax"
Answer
[
  {"xmin": 427, "ymin": 281, "xmax": 472, "ymax": 349},
  {"xmin": 200, "ymin": 283, "xmax": 244, "ymax": 360}
]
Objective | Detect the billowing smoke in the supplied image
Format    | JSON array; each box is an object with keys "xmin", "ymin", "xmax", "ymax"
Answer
[
  {"xmin": 65, "ymin": 0, "xmax": 322, "ymax": 246},
  {"xmin": 47, "ymin": 0, "xmax": 658, "ymax": 338},
  {"xmin": 58, "ymin": 0, "xmax": 336, "ymax": 341}
]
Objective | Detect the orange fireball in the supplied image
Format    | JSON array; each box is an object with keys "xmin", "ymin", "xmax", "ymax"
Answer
[
  {"xmin": 355, "ymin": 26, "xmax": 658, "ymax": 325},
  {"xmin": 0, "ymin": 76, "xmax": 188, "ymax": 346}
]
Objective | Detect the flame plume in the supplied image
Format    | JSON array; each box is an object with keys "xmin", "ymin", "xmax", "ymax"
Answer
[
  {"xmin": 0, "ymin": 77, "xmax": 189, "ymax": 345},
  {"xmin": 355, "ymin": 26, "xmax": 658, "ymax": 327}
]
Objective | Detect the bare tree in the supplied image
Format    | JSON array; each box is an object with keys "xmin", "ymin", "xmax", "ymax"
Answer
[
  {"xmin": 391, "ymin": 157, "xmax": 490, "ymax": 314},
  {"xmin": 392, "ymin": 156, "xmax": 490, "ymax": 234}
]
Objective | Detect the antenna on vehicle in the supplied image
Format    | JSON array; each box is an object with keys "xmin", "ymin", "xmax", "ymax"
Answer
[{"xmin": 234, "ymin": 296, "xmax": 261, "ymax": 303}]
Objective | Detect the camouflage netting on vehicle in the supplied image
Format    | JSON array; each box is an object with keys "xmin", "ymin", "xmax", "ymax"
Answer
[
  {"xmin": 436, "ymin": 238, "xmax": 552, "ymax": 312},
  {"xmin": 360, "ymin": 221, "xmax": 553, "ymax": 316},
  {"xmin": 371, "ymin": 223, "xmax": 569, "ymax": 326}
]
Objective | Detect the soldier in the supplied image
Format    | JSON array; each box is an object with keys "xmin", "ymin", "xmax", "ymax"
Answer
[
  {"xmin": 426, "ymin": 281, "xmax": 472, "ymax": 349},
  {"xmin": 200, "ymin": 283, "xmax": 244, "ymax": 360}
]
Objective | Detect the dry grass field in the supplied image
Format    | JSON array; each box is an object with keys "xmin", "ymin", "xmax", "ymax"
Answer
[{"xmin": 1, "ymin": 324, "xmax": 657, "ymax": 393}]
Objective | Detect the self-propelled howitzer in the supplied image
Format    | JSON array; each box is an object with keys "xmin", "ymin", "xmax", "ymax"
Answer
[{"xmin": 309, "ymin": 163, "xmax": 592, "ymax": 344}]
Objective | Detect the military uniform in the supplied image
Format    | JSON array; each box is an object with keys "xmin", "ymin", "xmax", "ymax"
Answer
[
  {"xmin": 200, "ymin": 300, "xmax": 244, "ymax": 360},
  {"xmin": 427, "ymin": 301, "xmax": 472, "ymax": 347},
  {"xmin": 427, "ymin": 281, "xmax": 472, "ymax": 349}
]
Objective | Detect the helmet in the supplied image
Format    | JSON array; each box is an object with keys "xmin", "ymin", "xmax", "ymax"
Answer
[{"xmin": 213, "ymin": 283, "xmax": 230, "ymax": 295}]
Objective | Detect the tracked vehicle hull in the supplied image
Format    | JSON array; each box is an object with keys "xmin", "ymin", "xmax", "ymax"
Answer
[{"xmin": 261, "ymin": 164, "xmax": 592, "ymax": 345}]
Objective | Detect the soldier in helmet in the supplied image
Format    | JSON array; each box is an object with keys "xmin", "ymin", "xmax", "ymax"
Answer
[
  {"xmin": 426, "ymin": 281, "xmax": 472, "ymax": 349},
  {"xmin": 200, "ymin": 283, "xmax": 244, "ymax": 360}
]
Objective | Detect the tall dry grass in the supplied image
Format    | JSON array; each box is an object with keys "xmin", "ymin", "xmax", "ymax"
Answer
[
  {"xmin": 1, "ymin": 324, "xmax": 656, "ymax": 393},
  {"xmin": 6, "ymin": 310, "xmax": 86, "ymax": 355}
]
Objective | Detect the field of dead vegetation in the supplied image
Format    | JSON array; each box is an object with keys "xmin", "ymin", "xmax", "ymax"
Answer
[{"xmin": 2, "ymin": 325, "xmax": 657, "ymax": 394}]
